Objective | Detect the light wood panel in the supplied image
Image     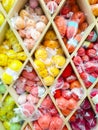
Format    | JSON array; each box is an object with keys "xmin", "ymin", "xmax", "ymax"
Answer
[{"xmin": 0, "ymin": 0, "xmax": 98, "ymax": 130}]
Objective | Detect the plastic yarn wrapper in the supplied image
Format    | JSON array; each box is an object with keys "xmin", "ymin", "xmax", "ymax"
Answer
[
  {"xmin": 45, "ymin": 47, "xmax": 66, "ymax": 68},
  {"xmin": 30, "ymin": 13, "xmax": 41, "ymax": 22},
  {"xmin": 74, "ymin": 57, "xmax": 85, "ymax": 71},
  {"xmin": 38, "ymin": 86, "xmax": 46, "ymax": 98},
  {"xmin": 95, "ymin": 113, "xmax": 98, "ymax": 118},
  {"xmin": 92, "ymin": 95, "xmax": 98, "ymax": 105},
  {"xmin": 82, "ymin": 61, "xmax": 98, "ymax": 83},
  {"xmin": 84, "ymin": 60, "xmax": 98, "ymax": 72},
  {"xmin": 64, "ymin": 12, "xmax": 73, "ymax": 19},
  {"xmin": 67, "ymin": 20, "xmax": 79, "ymax": 39},
  {"xmin": 23, "ymin": 27, "xmax": 40, "ymax": 41},
  {"xmin": 74, "ymin": 56, "xmax": 97, "ymax": 87},
  {"xmin": 51, "ymin": 78, "xmax": 64, "ymax": 95},
  {"xmin": 13, "ymin": 103, "xmax": 41, "ymax": 122},
  {"xmin": 82, "ymin": 72, "xmax": 96, "ymax": 84},
  {"xmin": 10, "ymin": 13, "xmax": 18, "ymax": 29},
  {"xmin": 5, "ymin": 68, "xmax": 19, "ymax": 80},
  {"xmin": 90, "ymin": 88, "xmax": 98, "ymax": 95},
  {"xmin": 46, "ymin": 47, "xmax": 57, "ymax": 58},
  {"xmin": 71, "ymin": 87, "xmax": 84, "ymax": 99},
  {"xmin": 70, "ymin": 98, "xmax": 97, "ymax": 130},
  {"xmin": 11, "ymin": 15, "xmax": 25, "ymax": 30},
  {"xmin": 66, "ymin": 32, "xmax": 84, "ymax": 53},
  {"xmin": 1, "ymin": 59, "xmax": 23, "ymax": 84},
  {"xmin": 13, "ymin": 77, "xmax": 26, "ymax": 89},
  {"xmin": 90, "ymin": 87, "xmax": 98, "ymax": 114},
  {"xmin": 46, "ymin": 1, "xmax": 58, "ymax": 14},
  {"xmin": 24, "ymin": 65, "xmax": 33, "ymax": 72}
]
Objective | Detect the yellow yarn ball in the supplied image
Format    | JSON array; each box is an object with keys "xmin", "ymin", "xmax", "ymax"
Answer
[
  {"xmin": 0, "ymin": 54, "xmax": 8, "ymax": 66},
  {"xmin": 1, "ymin": 73, "xmax": 13, "ymax": 85},
  {"xmin": 34, "ymin": 59, "xmax": 45, "ymax": 71},
  {"xmin": 49, "ymin": 66, "xmax": 60, "ymax": 77},
  {"xmin": 17, "ymin": 52, "xmax": 27, "ymax": 61},
  {"xmin": 6, "ymin": 50, "xmax": 17, "ymax": 59},
  {"xmin": 2, "ymin": 0, "xmax": 14, "ymax": 12},
  {"xmin": 0, "ymin": 13, "xmax": 5, "ymax": 26},
  {"xmin": 3, "ymin": 121, "xmax": 10, "ymax": 130},
  {"xmin": 44, "ymin": 58, "xmax": 53, "ymax": 67},
  {"xmin": 56, "ymin": 48, "xmax": 64, "ymax": 55},
  {"xmin": 39, "ymin": 69, "xmax": 48, "ymax": 78},
  {"xmin": 44, "ymin": 30, "xmax": 57, "ymax": 40},
  {"xmin": 52, "ymin": 55, "xmax": 66, "ymax": 68},
  {"xmin": 9, "ymin": 60, "xmax": 22, "ymax": 71},
  {"xmin": 43, "ymin": 75, "xmax": 54, "ymax": 86},
  {"xmin": 35, "ymin": 47, "xmax": 48, "ymax": 60}
]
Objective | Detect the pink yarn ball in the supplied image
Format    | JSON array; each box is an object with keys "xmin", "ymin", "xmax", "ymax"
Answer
[
  {"xmin": 49, "ymin": 116, "xmax": 63, "ymax": 130},
  {"xmin": 56, "ymin": 97, "xmax": 69, "ymax": 110},
  {"xmin": 30, "ymin": 86, "xmax": 38, "ymax": 97},
  {"xmin": 38, "ymin": 114, "xmax": 51, "ymax": 130},
  {"xmin": 18, "ymin": 94, "xmax": 27, "ymax": 104},
  {"xmin": 47, "ymin": 1, "xmax": 58, "ymax": 14},
  {"xmin": 78, "ymin": 47, "xmax": 85, "ymax": 56},
  {"xmin": 29, "ymin": 0, "xmax": 39, "ymax": 9},
  {"xmin": 62, "ymin": 82, "xmax": 70, "ymax": 89},
  {"xmin": 82, "ymin": 55, "xmax": 89, "ymax": 62},
  {"xmin": 22, "ymin": 102, "xmax": 35, "ymax": 117},
  {"xmin": 41, "ymin": 96, "xmax": 53, "ymax": 109},
  {"xmin": 73, "ymin": 56, "xmax": 83, "ymax": 66},
  {"xmin": 86, "ymin": 49, "xmax": 96, "ymax": 58},
  {"xmin": 62, "ymin": 90, "xmax": 72, "ymax": 100},
  {"xmin": 27, "ymin": 94, "xmax": 39, "ymax": 104}
]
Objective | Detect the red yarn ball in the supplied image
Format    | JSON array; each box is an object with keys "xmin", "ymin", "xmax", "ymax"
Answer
[{"xmin": 62, "ymin": 64, "xmax": 73, "ymax": 78}]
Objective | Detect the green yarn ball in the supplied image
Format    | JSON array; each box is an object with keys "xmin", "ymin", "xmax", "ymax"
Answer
[
  {"xmin": 0, "ymin": 84, "xmax": 6, "ymax": 94},
  {"xmin": 10, "ymin": 123, "xmax": 21, "ymax": 130},
  {"xmin": 3, "ymin": 121, "xmax": 10, "ymax": 130},
  {"xmin": 4, "ymin": 95, "xmax": 15, "ymax": 106}
]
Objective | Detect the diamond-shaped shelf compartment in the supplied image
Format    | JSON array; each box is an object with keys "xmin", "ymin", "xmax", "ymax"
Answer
[
  {"xmin": 33, "ymin": 28, "xmax": 67, "ymax": 87},
  {"xmin": 0, "ymin": 94, "xmax": 24, "ymax": 130},
  {"xmin": 0, "ymin": 23, "xmax": 27, "ymax": 86},
  {"xmin": 44, "ymin": 0, "xmax": 62, "ymax": 15},
  {"xmin": 0, "ymin": 80, "xmax": 7, "ymax": 101},
  {"xmin": 32, "ymin": 95, "xmax": 64, "ymax": 130},
  {"xmin": 0, "ymin": 11, "xmax": 5, "ymax": 28},
  {"xmin": 10, "ymin": 0, "xmax": 49, "ymax": 52},
  {"xmin": 73, "ymin": 28, "xmax": 98, "ymax": 89},
  {"xmin": 54, "ymin": 0, "xmax": 89, "ymax": 54},
  {"xmin": 51, "ymin": 63, "xmax": 84, "ymax": 117},
  {"xmin": 13, "ymin": 61, "xmax": 46, "ymax": 108},
  {"xmin": 88, "ymin": 0, "xmax": 98, "ymax": 18},
  {"xmin": 90, "ymin": 83, "xmax": 98, "ymax": 114},
  {"xmin": 1, "ymin": 0, "xmax": 16, "ymax": 13},
  {"xmin": 69, "ymin": 98, "xmax": 97, "ymax": 130}
]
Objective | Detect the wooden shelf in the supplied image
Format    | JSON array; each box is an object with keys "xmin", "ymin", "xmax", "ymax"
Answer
[{"xmin": 0, "ymin": 0, "xmax": 98, "ymax": 130}]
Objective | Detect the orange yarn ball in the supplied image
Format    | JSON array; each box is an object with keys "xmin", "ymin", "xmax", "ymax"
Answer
[
  {"xmin": 61, "ymin": 108, "xmax": 71, "ymax": 116},
  {"xmin": 70, "ymin": 80, "xmax": 81, "ymax": 89},
  {"xmin": 89, "ymin": 0, "xmax": 98, "ymax": 4},
  {"xmin": 43, "ymin": 40, "xmax": 60, "ymax": 49},
  {"xmin": 71, "ymin": 11, "xmax": 86, "ymax": 24},
  {"xmin": 55, "ymin": 16, "xmax": 67, "ymax": 36},
  {"xmin": 66, "ymin": 43, "xmax": 75, "ymax": 53}
]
